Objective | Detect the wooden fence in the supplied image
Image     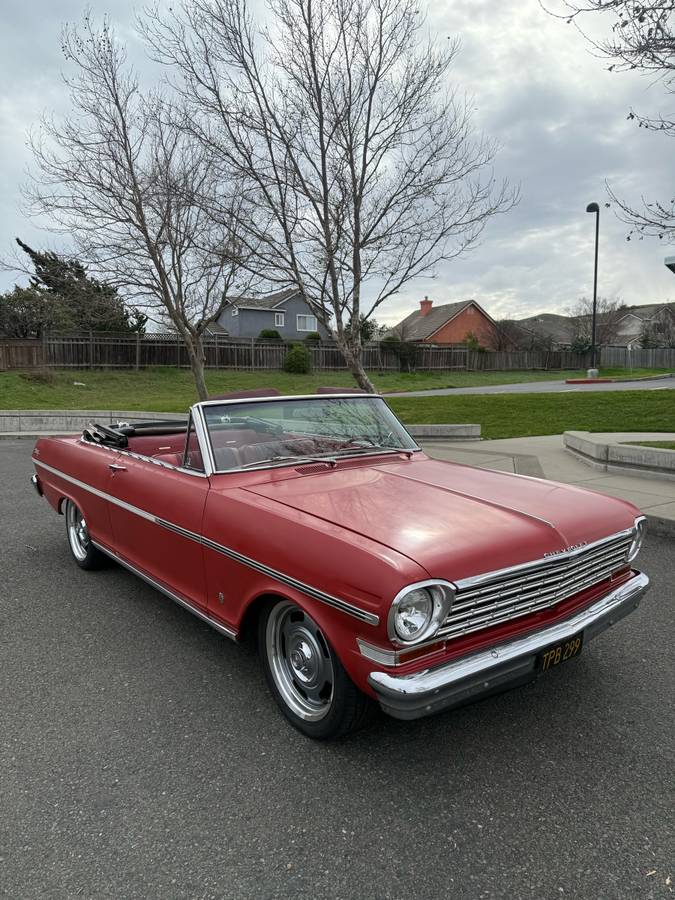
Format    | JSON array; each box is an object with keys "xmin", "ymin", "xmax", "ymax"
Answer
[
  {"xmin": 467, "ymin": 349, "xmax": 594, "ymax": 370},
  {"xmin": 600, "ymin": 346, "xmax": 675, "ymax": 370},
  {"xmin": 0, "ymin": 340, "xmax": 45, "ymax": 370},
  {"xmin": 2, "ymin": 334, "xmax": 659, "ymax": 373}
]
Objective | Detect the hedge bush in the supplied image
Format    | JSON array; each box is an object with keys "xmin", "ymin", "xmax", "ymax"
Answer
[
  {"xmin": 283, "ymin": 342, "xmax": 312, "ymax": 374},
  {"xmin": 258, "ymin": 328, "xmax": 282, "ymax": 341}
]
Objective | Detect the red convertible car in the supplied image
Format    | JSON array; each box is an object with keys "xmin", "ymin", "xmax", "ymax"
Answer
[{"xmin": 31, "ymin": 391, "xmax": 649, "ymax": 739}]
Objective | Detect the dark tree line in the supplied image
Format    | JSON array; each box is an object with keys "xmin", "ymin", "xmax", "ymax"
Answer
[{"xmin": 0, "ymin": 239, "xmax": 146, "ymax": 338}]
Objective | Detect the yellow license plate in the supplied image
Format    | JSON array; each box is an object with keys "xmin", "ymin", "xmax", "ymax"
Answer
[{"xmin": 537, "ymin": 634, "xmax": 583, "ymax": 671}]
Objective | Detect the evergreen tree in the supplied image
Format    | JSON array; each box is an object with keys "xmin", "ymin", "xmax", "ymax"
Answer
[{"xmin": 14, "ymin": 238, "xmax": 147, "ymax": 334}]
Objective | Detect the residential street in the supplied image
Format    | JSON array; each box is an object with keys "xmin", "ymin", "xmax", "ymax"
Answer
[
  {"xmin": 386, "ymin": 375, "xmax": 675, "ymax": 397},
  {"xmin": 1, "ymin": 440, "xmax": 673, "ymax": 900}
]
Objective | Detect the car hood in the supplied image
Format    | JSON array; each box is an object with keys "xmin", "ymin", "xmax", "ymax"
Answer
[{"xmin": 243, "ymin": 456, "xmax": 639, "ymax": 581}]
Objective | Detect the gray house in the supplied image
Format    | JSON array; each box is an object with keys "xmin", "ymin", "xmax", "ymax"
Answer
[{"xmin": 210, "ymin": 288, "xmax": 332, "ymax": 341}]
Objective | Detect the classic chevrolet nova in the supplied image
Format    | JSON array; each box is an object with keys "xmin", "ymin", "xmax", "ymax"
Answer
[{"xmin": 31, "ymin": 391, "xmax": 649, "ymax": 739}]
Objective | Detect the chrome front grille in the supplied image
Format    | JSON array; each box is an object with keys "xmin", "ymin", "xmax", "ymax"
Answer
[{"xmin": 439, "ymin": 531, "xmax": 633, "ymax": 641}]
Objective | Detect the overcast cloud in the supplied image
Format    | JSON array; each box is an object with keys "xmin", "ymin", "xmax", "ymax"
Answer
[{"xmin": 1, "ymin": 0, "xmax": 673, "ymax": 325}]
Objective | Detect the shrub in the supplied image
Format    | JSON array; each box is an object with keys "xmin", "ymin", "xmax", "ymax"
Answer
[
  {"xmin": 304, "ymin": 331, "xmax": 322, "ymax": 343},
  {"xmin": 258, "ymin": 328, "xmax": 282, "ymax": 341},
  {"xmin": 464, "ymin": 331, "xmax": 486, "ymax": 353},
  {"xmin": 283, "ymin": 342, "xmax": 312, "ymax": 374},
  {"xmin": 381, "ymin": 334, "xmax": 418, "ymax": 372}
]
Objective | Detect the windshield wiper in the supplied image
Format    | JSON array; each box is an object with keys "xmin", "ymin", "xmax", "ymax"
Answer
[
  {"xmin": 332, "ymin": 445, "xmax": 414, "ymax": 459},
  {"xmin": 238, "ymin": 454, "xmax": 337, "ymax": 470}
]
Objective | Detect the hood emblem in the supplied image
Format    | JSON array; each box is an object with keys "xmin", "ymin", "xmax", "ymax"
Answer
[{"xmin": 545, "ymin": 541, "xmax": 587, "ymax": 557}]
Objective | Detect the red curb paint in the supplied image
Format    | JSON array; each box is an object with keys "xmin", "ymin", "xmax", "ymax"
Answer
[{"xmin": 565, "ymin": 378, "xmax": 613, "ymax": 384}]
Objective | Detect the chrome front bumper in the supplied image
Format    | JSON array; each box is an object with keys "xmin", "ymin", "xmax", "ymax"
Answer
[{"xmin": 368, "ymin": 571, "xmax": 649, "ymax": 721}]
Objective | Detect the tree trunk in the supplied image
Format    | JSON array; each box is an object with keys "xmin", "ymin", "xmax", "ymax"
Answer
[
  {"xmin": 336, "ymin": 337, "xmax": 376, "ymax": 393},
  {"xmin": 184, "ymin": 330, "xmax": 209, "ymax": 401}
]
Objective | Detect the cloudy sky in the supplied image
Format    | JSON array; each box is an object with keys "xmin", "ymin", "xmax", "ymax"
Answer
[{"xmin": 1, "ymin": 0, "xmax": 673, "ymax": 325}]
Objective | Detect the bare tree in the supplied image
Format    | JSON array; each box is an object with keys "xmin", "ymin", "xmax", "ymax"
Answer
[
  {"xmin": 567, "ymin": 296, "xmax": 626, "ymax": 347},
  {"xmin": 24, "ymin": 15, "xmax": 250, "ymax": 400},
  {"xmin": 143, "ymin": 0, "xmax": 516, "ymax": 391},
  {"xmin": 543, "ymin": 1, "xmax": 675, "ymax": 241},
  {"xmin": 493, "ymin": 319, "xmax": 548, "ymax": 351}
]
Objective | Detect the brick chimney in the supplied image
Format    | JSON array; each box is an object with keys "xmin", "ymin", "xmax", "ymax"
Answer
[{"xmin": 419, "ymin": 296, "xmax": 433, "ymax": 317}]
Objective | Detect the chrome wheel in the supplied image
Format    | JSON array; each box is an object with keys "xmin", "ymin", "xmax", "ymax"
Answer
[
  {"xmin": 66, "ymin": 501, "xmax": 90, "ymax": 562},
  {"xmin": 265, "ymin": 602, "xmax": 335, "ymax": 722}
]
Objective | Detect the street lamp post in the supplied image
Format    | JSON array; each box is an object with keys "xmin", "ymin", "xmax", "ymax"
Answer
[{"xmin": 586, "ymin": 202, "xmax": 600, "ymax": 374}]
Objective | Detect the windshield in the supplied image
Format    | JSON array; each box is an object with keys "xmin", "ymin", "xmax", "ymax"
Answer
[{"xmin": 200, "ymin": 396, "xmax": 418, "ymax": 472}]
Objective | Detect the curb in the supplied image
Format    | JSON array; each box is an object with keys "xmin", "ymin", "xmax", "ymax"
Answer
[
  {"xmin": 0, "ymin": 410, "xmax": 481, "ymax": 441},
  {"xmin": 565, "ymin": 373, "xmax": 674, "ymax": 385},
  {"xmin": 564, "ymin": 430, "xmax": 675, "ymax": 481},
  {"xmin": 565, "ymin": 378, "xmax": 613, "ymax": 384}
]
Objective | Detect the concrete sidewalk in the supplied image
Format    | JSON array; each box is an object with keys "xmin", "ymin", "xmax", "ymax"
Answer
[{"xmin": 421, "ymin": 432, "xmax": 675, "ymax": 535}]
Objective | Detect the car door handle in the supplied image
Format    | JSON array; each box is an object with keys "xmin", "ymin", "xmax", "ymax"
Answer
[{"xmin": 109, "ymin": 464, "xmax": 127, "ymax": 472}]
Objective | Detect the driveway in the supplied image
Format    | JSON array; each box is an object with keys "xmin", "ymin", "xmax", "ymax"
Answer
[
  {"xmin": 1, "ymin": 440, "xmax": 673, "ymax": 899},
  {"xmin": 386, "ymin": 375, "xmax": 675, "ymax": 397}
]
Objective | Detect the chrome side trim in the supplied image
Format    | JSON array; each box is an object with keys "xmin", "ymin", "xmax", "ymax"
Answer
[
  {"xmin": 201, "ymin": 536, "xmax": 379, "ymax": 625},
  {"xmin": 36, "ymin": 459, "xmax": 379, "ymax": 626},
  {"xmin": 369, "ymin": 571, "xmax": 649, "ymax": 702},
  {"xmin": 91, "ymin": 541, "xmax": 238, "ymax": 641},
  {"xmin": 34, "ymin": 460, "xmax": 157, "ymax": 523},
  {"xmin": 454, "ymin": 526, "xmax": 636, "ymax": 592}
]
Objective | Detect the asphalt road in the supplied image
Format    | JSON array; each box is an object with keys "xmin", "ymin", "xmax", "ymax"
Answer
[
  {"xmin": 386, "ymin": 376, "xmax": 675, "ymax": 397},
  {"xmin": 1, "ymin": 439, "xmax": 673, "ymax": 900}
]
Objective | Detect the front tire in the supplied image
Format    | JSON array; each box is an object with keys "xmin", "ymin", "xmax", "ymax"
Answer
[
  {"xmin": 258, "ymin": 600, "xmax": 373, "ymax": 740},
  {"xmin": 64, "ymin": 499, "xmax": 106, "ymax": 570}
]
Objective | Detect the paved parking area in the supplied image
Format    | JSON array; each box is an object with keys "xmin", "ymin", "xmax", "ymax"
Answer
[{"xmin": 1, "ymin": 440, "xmax": 673, "ymax": 900}]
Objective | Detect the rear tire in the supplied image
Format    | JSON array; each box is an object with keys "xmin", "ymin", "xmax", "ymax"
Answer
[
  {"xmin": 258, "ymin": 599, "xmax": 374, "ymax": 740},
  {"xmin": 64, "ymin": 499, "xmax": 106, "ymax": 570}
]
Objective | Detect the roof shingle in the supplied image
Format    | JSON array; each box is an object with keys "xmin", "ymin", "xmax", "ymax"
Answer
[{"xmin": 391, "ymin": 300, "xmax": 474, "ymax": 341}]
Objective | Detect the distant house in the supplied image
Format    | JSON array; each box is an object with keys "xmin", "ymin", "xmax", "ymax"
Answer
[
  {"xmin": 209, "ymin": 288, "xmax": 332, "ymax": 341},
  {"xmin": 514, "ymin": 313, "xmax": 576, "ymax": 349},
  {"xmin": 389, "ymin": 297, "xmax": 499, "ymax": 349},
  {"xmin": 515, "ymin": 302, "xmax": 675, "ymax": 349},
  {"xmin": 611, "ymin": 302, "xmax": 675, "ymax": 348}
]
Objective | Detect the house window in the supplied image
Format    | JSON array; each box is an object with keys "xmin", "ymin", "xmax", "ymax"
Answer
[
  {"xmin": 275, "ymin": 312, "xmax": 285, "ymax": 328},
  {"xmin": 231, "ymin": 307, "xmax": 239, "ymax": 317},
  {"xmin": 297, "ymin": 314, "xmax": 318, "ymax": 332}
]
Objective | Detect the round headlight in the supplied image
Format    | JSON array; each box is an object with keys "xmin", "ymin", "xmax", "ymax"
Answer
[
  {"xmin": 389, "ymin": 582, "xmax": 455, "ymax": 645},
  {"xmin": 394, "ymin": 588, "xmax": 433, "ymax": 641},
  {"xmin": 626, "ymin": 516, "xmax": 646, "ymax": 562}
]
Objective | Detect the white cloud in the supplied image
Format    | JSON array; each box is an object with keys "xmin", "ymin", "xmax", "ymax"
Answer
[{"xmin": 1, "ymin": 0, "xmax": 674, "ymax": 323}]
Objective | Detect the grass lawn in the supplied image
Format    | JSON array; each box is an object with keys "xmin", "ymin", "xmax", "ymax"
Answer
[
  {"xmin": 1, "ymin": 366, "xmax": 672, "ymax": 411},
  {"xmin": 622, "ymin": 441, "xmax": 675, "ymax": 451},
  {"xmin": 2, "ymin": 368, "xmax": 675, "ymax": 440},
  {"xmin": 387, "ymin": 391, "xmax": 675, "ymax": 440}
]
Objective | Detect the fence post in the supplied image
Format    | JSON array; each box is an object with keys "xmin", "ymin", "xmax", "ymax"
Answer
[
  {"xmin": 135, "ymin": 332, "xmax": 141, "ymax": 371},
  {"xmin": 177, "ymin": 338, "xmax": 181, "ymax": 368},
  {"xmin": 251, "ymin": 337, "xmax": 255, "ymax": 370},
  {"xmin": 89, "ymin": 330, "xmax": 94, "ymax": 369}
]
